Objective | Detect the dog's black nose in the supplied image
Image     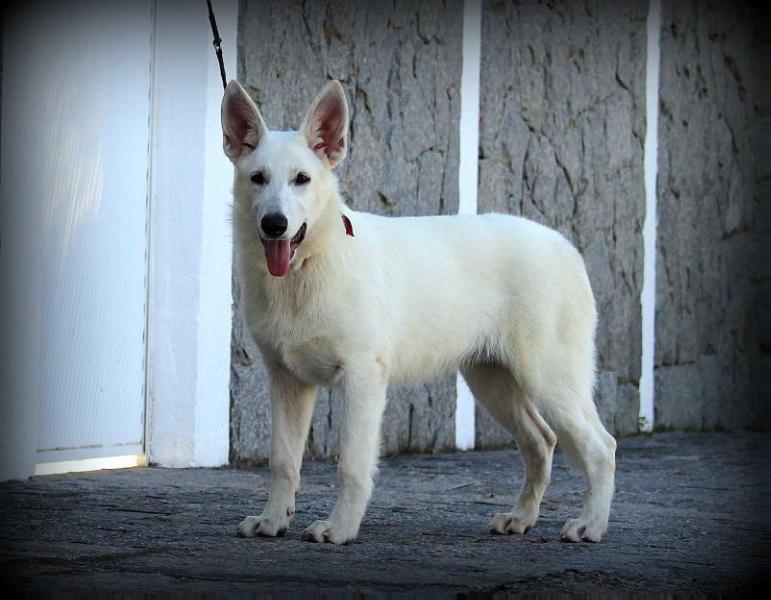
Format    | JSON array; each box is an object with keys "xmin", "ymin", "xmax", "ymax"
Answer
[{"xmin": 261, "ymin": 213, "xmax": 288, "ymax": 237}]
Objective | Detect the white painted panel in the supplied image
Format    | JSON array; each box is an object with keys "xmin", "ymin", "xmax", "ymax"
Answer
[
  {"xmin": 145, "ymin": 0, "xmax": 235, "ymax": 467},
  {"xmin": 455, "ymin": 0, "xmax": 482, "ymax": 450},
  {"xmin": 640, "ymin": 0, "xmax": 661, "ymax": 433},
  {"xmin": 1, "ymin": 1, "xmax": 153, "ymax": 464}
]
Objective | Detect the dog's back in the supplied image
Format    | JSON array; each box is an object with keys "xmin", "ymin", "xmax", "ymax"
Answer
[{"xmin": 340, "ymin": 211, "xmax": 596, "ymax": 389}]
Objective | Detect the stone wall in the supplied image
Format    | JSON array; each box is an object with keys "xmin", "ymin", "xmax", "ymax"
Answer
[
  {"xmin": 475, "ymin": 0, "xmax": 648, "ymax": 445},
  {"xmin": 231, "ymin": 0, "xmax": 463, "ymax": 464},
  {"xmin": 230, "ymin": 0, "xmax": 766, "ymax": 464},
  {"xmin": 654, "ymin": 0, "xmax": 764, "ymax": 430},
  {"xmin": 758, "ymin": 8, "xmax": 771, "ymax": 427}
]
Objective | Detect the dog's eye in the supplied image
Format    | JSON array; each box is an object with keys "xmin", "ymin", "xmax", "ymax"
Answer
[
  {"xmin": 294, "ymin": 172, "xmax": 311, "ymax": 185},
  {"xmin": 251, "ymin": 171, "xmax": 266, "ymax": 185}
]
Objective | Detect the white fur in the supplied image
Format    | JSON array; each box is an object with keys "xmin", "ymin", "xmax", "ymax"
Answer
[{"xmin": 223, "ymin": 80, "xmax": 616, "ymax": 545}]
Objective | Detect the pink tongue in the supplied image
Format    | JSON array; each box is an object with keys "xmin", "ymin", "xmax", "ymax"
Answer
[{"xmin": 265, "ymin": 239, "xmax": 291, "ymax": 277}]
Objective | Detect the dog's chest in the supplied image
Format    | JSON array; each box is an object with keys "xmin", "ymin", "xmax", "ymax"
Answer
[
  {"xmin": 281, "ymin": 337, "xmax": 344, "ymax": 386},
  {"xmin": 246, "ymin": 288, "xmax": 346, "ymax": 387}
]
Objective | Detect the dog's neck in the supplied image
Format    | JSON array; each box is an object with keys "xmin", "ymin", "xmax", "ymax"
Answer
[{"xmin": 293, "ymin": 192, "xmax": 348, "ymax": 270}]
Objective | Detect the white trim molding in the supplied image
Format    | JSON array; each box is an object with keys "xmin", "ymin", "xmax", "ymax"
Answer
[
  {"xmin": 145, "ymin": 0, "xmax": 236, "ymax": 467},
  {"xmin": 455, "ymin": 0, "xmax": 482, "ymax": 451},
  {"xmin": 639, "ymin": 0, "xmax": 661, "ymax": 433},
  {"xmin": 35, "ymin": 454, "xmax": 148, "ymax": 477}
]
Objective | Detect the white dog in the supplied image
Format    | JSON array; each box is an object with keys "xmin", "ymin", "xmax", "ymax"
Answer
[{"xmin": 222, "ymin": 79, "xmax": 616, "ymax": 545}]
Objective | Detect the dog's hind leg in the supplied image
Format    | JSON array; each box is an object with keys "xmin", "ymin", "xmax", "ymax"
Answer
[
  {"xmin": 549, "ymin": 401, "xmax": 616, "ymax": 543},
  {"xmin": 461, "ymin": 363, "xmax": 556, "ymax": 536},
  {"xmin": 237, "ymin": 362, "xmax": 317, "ymax": 538},
  {"xmin": 528, "ymin": 357, "xmax": 616, "ymax": 543}
]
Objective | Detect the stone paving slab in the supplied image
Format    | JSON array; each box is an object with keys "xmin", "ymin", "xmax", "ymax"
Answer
[{"xmin": 0, "ymin": 433, "xmax": 768, "ymax": 595}]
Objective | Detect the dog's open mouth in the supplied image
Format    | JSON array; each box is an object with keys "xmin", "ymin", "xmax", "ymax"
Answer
[{"xmin": 261, "ymin": 223, "xmax": 306, "ymax": 277}]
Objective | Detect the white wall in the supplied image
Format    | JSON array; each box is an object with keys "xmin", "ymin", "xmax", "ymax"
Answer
[{"xmin": 145, "ymin": 0, "xmax": 236, "ymax": 467}]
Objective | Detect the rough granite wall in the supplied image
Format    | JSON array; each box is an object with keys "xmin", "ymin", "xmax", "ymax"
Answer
[
  {"xmin": 758, "ymin": 10, "xmax": 771, "ymax": 426},
  {"xmin": 1, "ymin": 24, "xmax": 3, "ymax": 180},
  {"xmin": 475, "ymin": 0, "xmax": 648, "ymax": 446},
  {"xmin": 655, "ymin": 0, "xmax": 763, "ymax": 430},
  {"xmin": 230, "ymin": 0, "xmax": 765, "ymax": 464},
  {"xmin": 231, "ymin": 0, "xmax": 463, "ymax": 464}
]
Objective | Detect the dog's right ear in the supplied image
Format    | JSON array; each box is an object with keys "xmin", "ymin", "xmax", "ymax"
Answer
[{"xmin": 221, "ymin": 80, "xmax": 267, "ymax": 163}]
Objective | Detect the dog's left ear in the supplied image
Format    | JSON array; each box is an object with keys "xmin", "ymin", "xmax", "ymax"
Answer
[{"xmin": 300, "ymin": 80, "xmax": 349, "ymax": 169}]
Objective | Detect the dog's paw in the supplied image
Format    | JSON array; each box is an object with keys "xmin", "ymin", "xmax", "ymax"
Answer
[
  {"xmin": 301, "ymin": 519, "xmax": 357, "ymax": 545},
  {"xmin": 560, "ymin": 518, "xmax": 605, "ymax": 543},
  {"xmin": 488, "ymin": 511, "xmax": 538, "ymax": 535},
  {"xmin": 236, "ymin": 514, "xmax": 289, "ymax": 538}
]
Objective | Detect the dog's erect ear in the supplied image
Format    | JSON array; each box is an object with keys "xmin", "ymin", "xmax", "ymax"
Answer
[
  {"xmin": 300, "ymin": 80, "xmax": 349, "ymax": 169},
  {"xmin": 221, "ymin": 80, "xmax": 267, "ymax": 163}
]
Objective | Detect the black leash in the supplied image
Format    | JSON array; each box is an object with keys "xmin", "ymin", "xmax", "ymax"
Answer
[{"xmin": 206, "ymin": 0, "xmax": 227, "ymax": 90}]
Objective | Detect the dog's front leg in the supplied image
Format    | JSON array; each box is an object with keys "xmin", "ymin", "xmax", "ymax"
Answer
[
  {"xmin": 302, "ymin": 362, "xmax": 387, "ymax": 545},
  {"xmin": 237, "ymin": 365, "xmax": 316, "ymax": 538}
]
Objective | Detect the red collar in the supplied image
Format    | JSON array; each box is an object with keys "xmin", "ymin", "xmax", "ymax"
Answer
[{"xmin": 342, "ymin": 214, "xmax": 354, "ymax": 237}]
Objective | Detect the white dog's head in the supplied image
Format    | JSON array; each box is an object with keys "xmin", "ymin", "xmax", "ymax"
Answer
[{"xmin": 221, "ymin": 80, "xmax": 349, "ymax": 277}]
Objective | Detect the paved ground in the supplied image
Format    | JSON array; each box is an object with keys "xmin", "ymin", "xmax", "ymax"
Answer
[{"xmin": 1, "ymin": 432, "xmax": 768, "ymax": 595}]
